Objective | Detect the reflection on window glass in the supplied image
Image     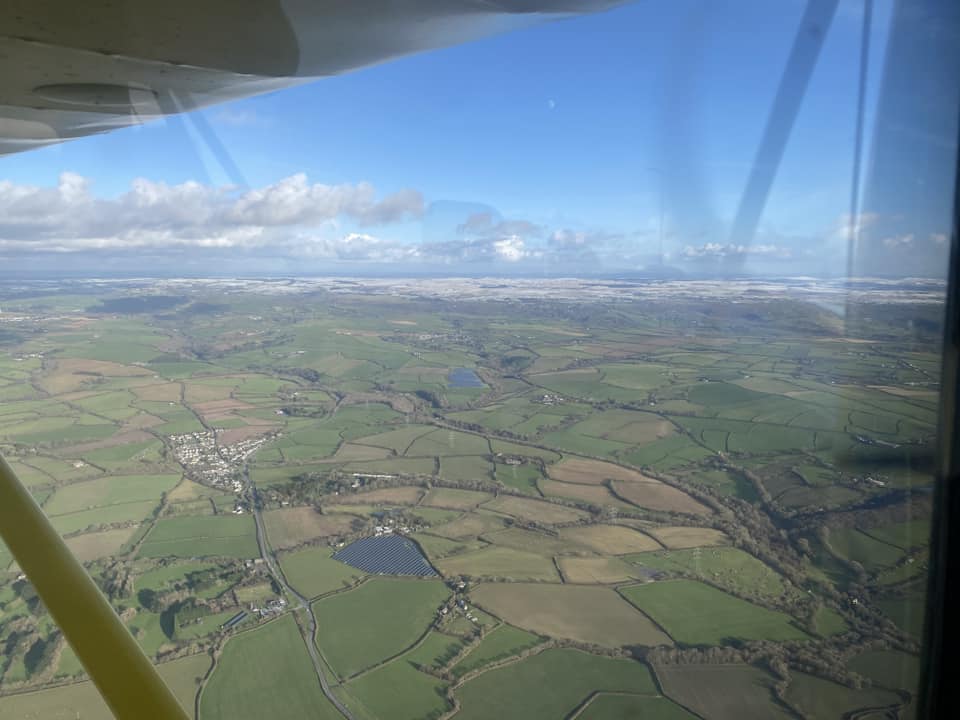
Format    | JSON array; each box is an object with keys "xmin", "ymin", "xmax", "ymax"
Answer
[{"xmin": 0, "ymin": 1, "xmax": 956, "ymax": 719}]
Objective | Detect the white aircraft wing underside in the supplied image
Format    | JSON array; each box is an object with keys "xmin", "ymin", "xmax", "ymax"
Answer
[{"xmin": 0, "ymin": 0, "xmax": 625, "ymax": 155}]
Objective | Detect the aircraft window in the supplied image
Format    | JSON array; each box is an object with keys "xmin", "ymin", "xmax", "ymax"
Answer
[{"xmin": 0, "ymin": 1, "xmax": 956, "ymax": 718}]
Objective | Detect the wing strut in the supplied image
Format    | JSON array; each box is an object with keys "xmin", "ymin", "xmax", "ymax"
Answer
[{"xmin": 0, "ymin": 456, "xmax": 189, "ymax": 720}]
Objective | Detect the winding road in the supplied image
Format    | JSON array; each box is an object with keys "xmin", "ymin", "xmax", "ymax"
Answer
[{"xmin": 245, "ymin": 463, "xmax": 355, "ymax": 720}]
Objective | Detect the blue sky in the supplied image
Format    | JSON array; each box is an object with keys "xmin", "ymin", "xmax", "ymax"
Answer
[{"xmin": 0, "ymin": 0, "xmax": 955, "ymax": 277}]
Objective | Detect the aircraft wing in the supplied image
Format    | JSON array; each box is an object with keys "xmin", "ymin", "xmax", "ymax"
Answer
[{"xmin": 0, "ymin": 0, "xmax": 624, "ymax": 155}]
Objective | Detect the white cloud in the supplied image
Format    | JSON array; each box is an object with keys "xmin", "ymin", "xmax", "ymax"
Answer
[
  {"xmin": 0, "ymin": 172, "xmax": 424, "ymax": 253},
  {"xmin": 931, "ymin": 232, "xmax": 948, "ymax": 246},
  {"xmin": 833, "ymin": 211, "xmax": 880, "ymax": 240},
  {"xmin": 493, "ymin": 236, "xmax": 530, "ymax": 261},
  {"xmin": 882, "ymin": 234, "xmax": 915, "ymax": 249},
  {"xmin": 681, "ymin": 242, "xmax": 792, "ymax": 260}
]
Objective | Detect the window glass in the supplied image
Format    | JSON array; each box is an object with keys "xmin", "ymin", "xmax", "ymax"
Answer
[{"xmin": 0, "ymin": 1, "xmax": 956, "ymax": 718}]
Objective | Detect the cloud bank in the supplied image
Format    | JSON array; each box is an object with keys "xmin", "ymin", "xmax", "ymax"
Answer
[{"xmin": 0, "ymin": 173, "xmax": 949, "ymax": 277}]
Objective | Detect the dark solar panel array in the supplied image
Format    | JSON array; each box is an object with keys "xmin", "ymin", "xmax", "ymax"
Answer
[{"xmin": 333, "ymin": 535, "xmax": 438, "ymax": 576}]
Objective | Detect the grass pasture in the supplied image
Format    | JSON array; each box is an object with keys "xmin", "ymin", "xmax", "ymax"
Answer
[
  {"xmin": 421, "ymin": 487, "xmax": 493, "ymax": 510},
  {"xmin": 50, "ymin": 500, "xmax": 159, "ymax": 535},
  {"xmin": 426, "ymin": 512, "xmax": 508, "ymax": 540},
  {"xmin": 139, "ymin": 515, "xmax": 258, "ymax": 558},
  {"xmin": 451, "ymin": 624, "xmax": 543, "ymax": 677},
  {"xmin": 785, "ymin": 671, "xmax": 904, "ymax": 719},
  {"xmin": 401, "ymin": 630, "xmax": 465, "ymax": 671},
  {"xmin": 848, "ymin": 649, "xmax": 920, "ymax": 693},
  {"xmin": 0, "ymin": 653, "xmax": 209, "ymax": 719},
  {"xmin": 200, "ymin": 614, "xmax": 342, "ymax": 720},
  {"xmin": 454, "ymin": 648, "xmax": 657, "ymax": 720},
  {"xmin": 406, "ymin": 429, "xmax": 490, "ymax": 457},
  {"xmin": 578, "ymin": 694, "xmax": 696, "ymax": 719},
  {"xmin": 471, "ymin": 583, "xmax": 671, "ymax": 648},
  {"xmin": 344, "ymin": 656, "xmax": 449, "ymax": 720},
  {"xmin": 279, "ymin": 546, "xmax": 367, "ymax": 598},
  {"xmin": 620, "ymin": 580, "xmax": 808, "ymax": 646},
  {"xmin": 313, "ymin": 577, "xmax": 450, "ymax": 678},
  {"xmin": 45, "ymin": 473, "xmax": 180, "ymax": 516},
  {"xmin": 828, "ymin": 527, "xmax": 905, "ymax": 573},
  {"xmin": 495, "ymin": 462, "xmax": 542, "ymax": 493},
  {"xmin": 655, "ymin": 663, "xmax": 795, "ymax": 720},
  {"xmin": 625, "ymin": 547, "xmax": 791, "ymax": 602}
]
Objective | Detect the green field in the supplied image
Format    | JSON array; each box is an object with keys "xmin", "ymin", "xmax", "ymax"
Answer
[
  {"xmin": 313, "ymin": 578, "xmax": 450, "ymax": 678},
  {"xmin": 278, "ymin": 546, "xmax": 366, "ymax": 598},
  {"xmin": 0, "ymin": 653, "xmax": 210, "ymax": 719},
  {"xmin": 578, "ymin": 694, "xmax": 696, "ymax": 720},
  {"xmin": 620, "ymin": 580, "xmax": 809, "ymax": 646},
  {"xmin": 625, "ymin": 547, "xmax": 792, "ymax": 602},
  {"xmin": 401, "ymin": 630, "xmax": 465, "ymax": 671},
  {"xmin": 200, "ymin": 615, "xmax": 342, "ymax": 720},
  {"xmin": 50, "ymin": 500, "xmax": 159, "ymax": 535},
  {"xmin": 45, "ymin": 473, "xmax": 181, "ymax": 515},
  {"xmin": 784, "ymin": 671, "xmax": 904, "ymax": 719},
  {"xmin": 828, "ymin": 527, "xmax": 905, "ymax": 572},
  {"xmin": 139, "ymin": 515, "xmax": 259, "ymax": 558},
  {"xmin": 0, "ymin": 281, "xmax": 944, "ymax": 719},
  {"xmin": 344, "ymin": 656, "xmax": 449, "ymax": 720},
  {"xmin": 452, "ymin": 624, "xmax": 543, "ymax": 676},
  {"xmin": 848, "ymin": 649, "xmax": 921, "ymax": 693},
  {"xmin": 454, "ymin": 648, "xmax": 657, "ymax": 720},
  {"xmin": 655, "ymin": 663, "xmax": 795, "ymax": 720}
]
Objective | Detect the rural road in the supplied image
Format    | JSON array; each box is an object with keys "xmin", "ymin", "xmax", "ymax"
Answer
[{"xmin": 245, "ymin": 464, "xmax": 355, "ymax": 720}]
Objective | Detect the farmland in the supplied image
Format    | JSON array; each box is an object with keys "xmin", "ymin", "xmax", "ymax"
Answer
[
  {"xmin": 313, "ymin": 578, "xmax": 450, "ymax": 678},
  {"xmin": 199, "ymin": 615, "xmax": 342, "ymax": 720},
  {"xmin": 620, "ymin": 580, "xmax": 809, "ymax": 646},
  {"xmin": 0, "ymin": 277, "xmax": 938, "ymax": 720}
]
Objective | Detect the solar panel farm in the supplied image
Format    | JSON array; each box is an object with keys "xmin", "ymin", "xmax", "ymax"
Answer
[{"xmin": 0, "ymin": 277, "xmax": 939, "ymax": 719}]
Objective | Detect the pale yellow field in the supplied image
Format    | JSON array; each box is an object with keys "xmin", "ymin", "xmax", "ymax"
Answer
[
  {"xmin": 612, "ymin": 481, "xmax": 712, "ymax": 516},
  {"xmin": 131, "ymin": 382, "xmax": 183, "ymax": 402},
  {"xmin": 263, "ymin": 508, "xmax": 360, "ymax": 549},
  {"xmin": 184, "ymin": 382, "xmax": 234, "ymax": 403},
  {"xmin": 647, "ymin": 526, "xmax": 729, "ymax": 549},
  {"xmin": 40, "ymin": 359, "xmax": 152, "ymax": 395},
  {"xmin": 539, "ymin": 479, "xmax": 628, "ymax": 508},
  {"xmin": 482, "ymin": 495, "xmax": 589, "ymax": 524},
  {"xmin": 166, "ymin": 479, "xmax": 222, "ymax": 502},
  {"xmin": 428, "ymin": 512, "xmax": 508, "ymax": 539},
  {"xmin": 558, "ymin": 524, "xmax": 663, "ymax": 554},
  {"xmin": 558, "ymin": 557, "xmax": 639, "ymax": 584},
  {"xmin": 435, "ymin": 546, "xmax": 559, "ymax": 582}
]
